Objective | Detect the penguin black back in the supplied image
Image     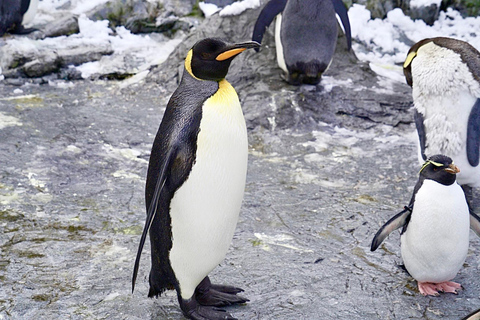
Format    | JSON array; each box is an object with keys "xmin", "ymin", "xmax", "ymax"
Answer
[
  {"xmin": 133, "ymin": 38, "xmax": 259, "ymax": 319},
  {"xmin": 0, "ymin": 0, "xmax": 36, "ymax": 36}
]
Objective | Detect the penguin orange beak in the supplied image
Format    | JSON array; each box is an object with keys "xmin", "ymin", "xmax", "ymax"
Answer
[
  {"xmin": 444, "ymin": 164, "xmax": 460, "ymax": 174},
  {"xmin": 216, "ymin": 41, "xmax": 261, "ymax": 61}
]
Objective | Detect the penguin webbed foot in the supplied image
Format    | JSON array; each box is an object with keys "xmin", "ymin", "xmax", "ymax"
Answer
[
  {"xmin": 418, "ymin": 281, "xmax": 462, "ymax": 296},
  {"xmin": 180, "ymin": 296, "xmax": 238, "ymax": 320},
  {"xmin": 195, "ymin": 276, "xmax": 248, "ymax": 307}
]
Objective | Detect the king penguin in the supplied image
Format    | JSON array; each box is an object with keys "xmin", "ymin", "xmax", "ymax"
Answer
[
  {"xmin": 132, "ymin": 38, "xmax": 260, "ymax": 320},
  {"xmin": 0, "ymin": 0, "xmax": 39, "ymax": 37},
  {"xmin": 371, "ymin": 154, "xmax": 480, "ymax": 296},
  {"xmin": 251, "ymin": 0, "xmax": 352, "ymax": 85},
  {"xmin": 403, "ymin": 37, "xmax": 480, "ymax": 204}
]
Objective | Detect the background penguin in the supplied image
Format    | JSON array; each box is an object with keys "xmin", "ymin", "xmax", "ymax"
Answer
[
  {"xmin": 371, "ymin": 154, "xmax": 480, "ymax": 296},
  {"xmin": 403, "ymin": 37, "xmax": 480, "ymax": 205},
  {"xmin": 0, "ymin": 0, "xmax": 38, "ymax": 37},
  {"xmin": 132, "ymin": 38, "xmax": 260, "ymax": 320},
  {"xmin": 252, "ymin": 0, "xmax": 351, "ymax": 85}
]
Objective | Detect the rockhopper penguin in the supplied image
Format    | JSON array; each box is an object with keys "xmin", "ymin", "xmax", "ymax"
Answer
[
  {"xmin": 132, "ymin": 38, "xmax": 260, "ymax": 320},
  {"xmin": 371, "ymin": 155, "xmax": 480, "ymax": 296},
  {"xmin": 403, "ymin": 37, "xmax": 480, "ymax": 205},
  {"xmin": 252, "ymin": 0, "xmax": 352, "ymax": 85}
]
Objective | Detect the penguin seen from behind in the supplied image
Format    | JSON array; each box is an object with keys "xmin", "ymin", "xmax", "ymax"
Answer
[
  {"xmin": 0, "ymin": 0, "xmax": 38, "ymax": 37},
  {"xmin": 252, "ymin": 0, "xmax": 352, "ymax": 85},
  {"xmin": 132, "ymin": 38, "xmax": 260, "ymax": 320},
  {"xmin": 371, "ymin": 155, "xmax": 480, "ymax": 296}
]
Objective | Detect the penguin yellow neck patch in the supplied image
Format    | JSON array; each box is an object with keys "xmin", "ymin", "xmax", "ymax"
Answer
[
  {"xmin": 404, "ymin": 51, "xmax": 417, "ymax": 68},
  {"xmin": 184, "ymin": 50, "xmax": 201, "ymax": 80},
  {"xmin": 216, "ymin": 48, "xmax": 246, "ymax": 61}
]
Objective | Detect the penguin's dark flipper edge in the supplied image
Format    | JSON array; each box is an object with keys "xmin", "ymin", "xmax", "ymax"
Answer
[
  {"xmin": 414, "ymin": 109, "xmax": 427, "ymax": 161},
  {"xmin": 466, "ymin": 98, "xmax": 480, "ymax": 167},
  {"xmin": 180, "ymin": 297, "xmax": 238, "ymax": 320},
  {"xmin": 371, "ymin": 207, "xmax": 412, "ymax": 251},
  {"xmin": 330, "ymin": 0, "xmax": 352, "ymax": 50},
  {"xmin": 195, "ymin": 276, "xmax": 248, "ymax": 307},
  {"xmin": 252, "ymin": 0, "xmax": 287, "ymax": 51},
  {"xmin": 132, "ymin": 146, "xmax": 178, "ymax": 293},
  {"xmin": 470, "ymin": 210, "xmax": 480, "ymax": 237}
]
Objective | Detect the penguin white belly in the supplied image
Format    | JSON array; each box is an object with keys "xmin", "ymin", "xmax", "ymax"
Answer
[
  {"xmin": 275, "ymin": 14, "xmax": 288, "ymax": 74},
  {"xmin": 169, "ymin": 79, "xmax": 248, "ymax": 299},
  {"xmin": 21, "ymin": 0, "xmax": 38, "ymax": 25},
  {"xmin": 416, "ymin": 92, "xmax": 480, "ymax": 187},
  {"xmin": 400, "ymin": 180, "xmax": 470, "ymax": 283}
]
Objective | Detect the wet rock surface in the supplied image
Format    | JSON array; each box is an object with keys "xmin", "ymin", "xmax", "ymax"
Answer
[{"xmin": 0, "ymin": 4, "xmax": 479, "ymax": 320}]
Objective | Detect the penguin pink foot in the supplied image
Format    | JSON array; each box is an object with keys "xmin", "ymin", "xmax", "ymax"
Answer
[{"xmin": 418, "ymin": 281, "xmax": 462, "ymax": 296}]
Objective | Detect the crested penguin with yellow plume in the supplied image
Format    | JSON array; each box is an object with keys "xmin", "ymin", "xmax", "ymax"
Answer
[{"xmin": 132, "ymin": 38, "xmax": 260, "ymax": 319}]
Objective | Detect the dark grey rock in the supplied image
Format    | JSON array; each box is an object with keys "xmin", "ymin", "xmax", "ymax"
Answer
[
  {"xmin": 147, "ymin": 5, "xmax": 413, "ymax": 130},
  {"xmin": 407, "ymin": 3, "xmax": 440, "ymax": 25},
  {"xmin": 35, "ymin": 14, "xmax": 79, "ymax": 39},
  {"xmin": 0, "ymin": 41, "xmax": 113, "ymax": 78}
]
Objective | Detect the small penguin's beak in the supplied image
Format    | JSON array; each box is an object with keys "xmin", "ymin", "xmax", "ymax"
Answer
[
  {"xmin": 216, "ymin": 41, "xmax": 261, "ymax": 61},
  {"xmin": 444, "ymin": 163, "xmax": 460, "ymax": 174}
]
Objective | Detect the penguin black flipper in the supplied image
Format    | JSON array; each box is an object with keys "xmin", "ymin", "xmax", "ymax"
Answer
[
  {"xmin": 371, "ymin": 207, "xmax": 412, "ymax": 251},
  {"xmin": 330, "ymin": 0, "xmax": 352, "ymax": 50},
  {"xmin": 462, "ymin": 308, "xmax": 480, "ymax": 320},
  {"xmin": 414, "ymin": 109, "xmax": 427, "ymax": 161},
  {"xmin": 466, "ymin": 98, "xmax": 480, "ymax": 167},
  {"xmin": 251, "ymin": 0, "xmax": 287, "ymax": 51},
  {"xmin": 470, "ymin": 210, "xmax": 480, "ymax": 237},
  {"xmin": 132, "ymin": 146, "xmax": 178, "ymax": 293}
]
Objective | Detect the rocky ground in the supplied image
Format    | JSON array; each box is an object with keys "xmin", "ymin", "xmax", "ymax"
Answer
[{"xmin": 0, "ymin": 2, "xmax": 479, "ymax": 320}]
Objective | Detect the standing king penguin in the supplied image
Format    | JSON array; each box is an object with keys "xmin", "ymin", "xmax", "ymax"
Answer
[
  {"xmin": 132, "ymin": 38, "xmax": 259, "ymax": 320},
  {"xmin": 403, "ymin": 37, "xmax": 480, "ymax": 203},
  {"xmin": 0, "ymin": 0, "xmax": 38, "ymax": 37},
  {"xmin": 251, "ymin": 0, "xmax": 351, "ymax": 85},
  {"xmin": 371, "ymin": 155, "xmax": 480, "ymax": 296}
]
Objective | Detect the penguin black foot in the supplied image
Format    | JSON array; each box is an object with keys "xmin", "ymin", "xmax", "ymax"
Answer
[
  {"xmin": 12, "ymin": 26, "xmax": 38, "ymax": 35},
  {"xmin": 195, "ymin": 276, "xmax": 248, "ymax": 307},
  {"xmin": 179, "ymin": 296, "xmax": 238, "ymax": 320}
]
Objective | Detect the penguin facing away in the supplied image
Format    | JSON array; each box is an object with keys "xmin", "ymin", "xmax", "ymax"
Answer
[
  {"xmin": 403, "ymin": 37, "xmax": 480, "ymax": 193},
  {"xmin": 0, "ymin": 0, "xmax": 38, "ymax": 37},
  {"xmin": 371, "ymin": 155, "xmax": 480, "ymax": 296},
  {"xmin": 132, "ymin": 38, "xmax": 260, "ymax": 320},
  {"xmin": 252, "ymin": 0, "xmax": 352, "ymax": 85}
]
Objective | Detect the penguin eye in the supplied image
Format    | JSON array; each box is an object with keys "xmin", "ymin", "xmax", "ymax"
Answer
[{"xmin": 201, "ymin": 52, "xmax": 212, "ymax": 60}]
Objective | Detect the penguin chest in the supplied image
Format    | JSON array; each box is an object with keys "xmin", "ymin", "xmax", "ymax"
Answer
[
  {"xmin": 412, "ymin": 42, "xmax": 480, "ymax": 158},
  {"xmin": 400, "ymin": 180, "xmax": 470, "ymax": 282},
  {"xmin": 168, "ymin": 80, "xmax": 248, "ymax": 296},
  {"xmin": 275, "ymin": 14, "xmax": 288, "ymax": 74}
]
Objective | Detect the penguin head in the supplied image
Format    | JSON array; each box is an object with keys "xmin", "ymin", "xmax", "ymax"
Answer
[
  {"xmin": 419, "ymin": 154, "xmax": 460, "ymax": 186},
  {"xmin": 403, "ymin": 38, "xmax": 434, "ymax": 87},
  {"xmin": 403, "ymin": 37, "xmax": 480, "ymax": 87},
  {"xmin": 185, "ymin": 38, "xmax": 260, "ymax": 81}
]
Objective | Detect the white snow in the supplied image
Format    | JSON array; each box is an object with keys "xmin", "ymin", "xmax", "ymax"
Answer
[
  {"xmin": 199, "ymin": 0, "xmax": 260, "ymax": 17},
  {"xmin": 410, "ymin": 0, "xmax": 442, "ymax": 8},
  {"xmin": 199, "ymin": 2, "xmax": 221, "ymax": 17},
  {"xmin": 349, "ymin": 5, "xmax": 480, "ymax": 81},
  {"xmin": 219, "ymin": 0, "xmax": 260, "ymax": 16}
]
